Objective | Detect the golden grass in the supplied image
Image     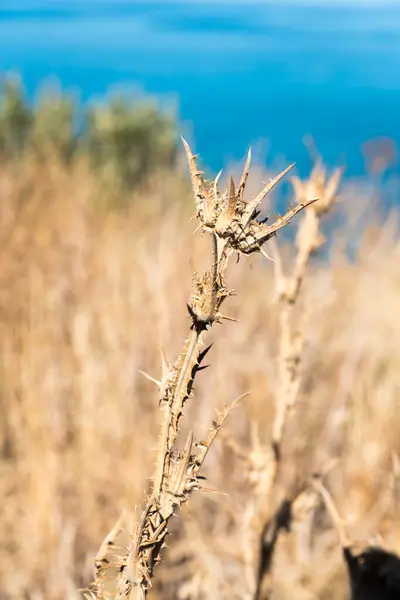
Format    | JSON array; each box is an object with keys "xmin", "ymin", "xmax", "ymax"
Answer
[{"xmin": 0, "ymin": 152, "xmax": 399, "ymax": 600}]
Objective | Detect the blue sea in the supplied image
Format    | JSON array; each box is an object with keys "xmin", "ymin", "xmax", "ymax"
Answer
[{"xmin": 1, "ymin": 0, "xmax": 400, "ymax": 178}]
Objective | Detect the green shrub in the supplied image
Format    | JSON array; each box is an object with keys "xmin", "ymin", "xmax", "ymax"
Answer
[
  {"xmin": 31, "ymin": 83, "xmax": 78, "ymax": 162},
  {"xmin": 0, "ymin": 73, "xmax": 179, "ymax": 188},
  {"xmin": 0, "ymin": 74, "xmax": 32, "ymax": 157},
  {"xmin": 85, "ymin": 93, "xmax": 178, "ymax": 187}
]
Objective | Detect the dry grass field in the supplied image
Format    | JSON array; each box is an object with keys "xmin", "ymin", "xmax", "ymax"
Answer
[{"xmin": 0, "ymin": 146, "xmax": 399, "ymax": 600}]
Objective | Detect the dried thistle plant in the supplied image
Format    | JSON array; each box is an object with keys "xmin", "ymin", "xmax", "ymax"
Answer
[
  {"xmin": 80, "ymin": 139, "xmax": 315, "ymax": 600},
  {"xmin": 221, "ymin": 161, "xmax": 342, "ymax": 599}
]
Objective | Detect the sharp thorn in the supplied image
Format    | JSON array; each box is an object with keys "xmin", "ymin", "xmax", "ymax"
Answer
[
  {"xmin": 219, "ymin": 314, "xmax": 239, "ymax": 322},
  {"xmin": 260, "ymin": 247, "xmax": 275, "ymax": 262},
  {"xmin": 138, "ymin": 371, "xmax": 161, "ymax": 388},
  {"xmin": 159, "ymin": 345, "xmax": 170, "ymax": 377},
  {"xmin": 198, "ymin": 343, "xmax": 213, "ymax": 363},
  {"xmin": 192, "ymin": 224, "xmax": 201, "ymax": 235}
]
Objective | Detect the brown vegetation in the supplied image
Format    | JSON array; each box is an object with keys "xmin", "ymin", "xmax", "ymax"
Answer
[{"xmin": 0, "ymin": 145, "xmax": 399, "ymax": 600}]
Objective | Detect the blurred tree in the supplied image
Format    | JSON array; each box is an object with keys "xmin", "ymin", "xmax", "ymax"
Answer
[
  {"xmin": 0, "ymin": 74, "xmax": 33, "ymax": 157},
  {"xmin": 31, "ymin": 83, "xmax": 78, "ymax": 162},
  {"xmin": 85, "ymin": 93, "xmax": 178, "ymax": 188},
  {"xmin": 0, "ymin": 73, "xmax": 179, "ymax": 193}
]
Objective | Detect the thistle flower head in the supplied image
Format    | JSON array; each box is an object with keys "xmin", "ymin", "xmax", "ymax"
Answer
[{"xmin": 182, "ymin": 137, "xmax": 317, "ymax": 258}]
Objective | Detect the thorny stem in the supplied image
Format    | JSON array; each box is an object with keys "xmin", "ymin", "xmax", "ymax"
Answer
[
  {"xmin": 153, "ymin": 234, "xmax": 222, "ymax": 498},
  {"xmin": 271, "ymin": 245, "xmax": 310, "ymax": 456},
  {"xmin": 244, "ymin": 164, "xmax": 341, "ymax": 600},
  {"xmin": 153, "ymin": 328, "xmax": 201, "ymax": 497},
  {"xmin": 211, "ymin": 231, "xmax": 219, "ymax": 301},
  {"xmin": 82, "ymin": 139, "xmax": 315, "ymax": 600}
]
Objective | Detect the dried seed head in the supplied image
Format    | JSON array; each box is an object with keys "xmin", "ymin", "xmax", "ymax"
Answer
[
  {"xmin": 182, "ymin": 138, "xmax": 317, "ymax": 258},
  {"xmin": 291, "ymin": 161, "xmax": 343, "ymax": 216}
]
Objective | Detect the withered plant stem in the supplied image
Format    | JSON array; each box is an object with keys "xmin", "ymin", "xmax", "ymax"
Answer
[{"xmin": 82, "ymin": 139, "xmax": 314, "ymax": 600}]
